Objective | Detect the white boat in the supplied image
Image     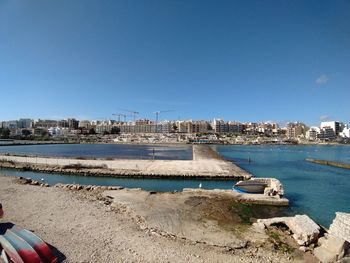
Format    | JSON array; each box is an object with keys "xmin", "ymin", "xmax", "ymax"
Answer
[{"xmin": 234, "ymin": 180, "xmax": 267, "ymax": 193}]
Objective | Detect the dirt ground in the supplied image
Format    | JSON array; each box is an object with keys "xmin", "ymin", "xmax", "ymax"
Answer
[{"xmin": 0, "ymin": 175, "xmax": 314, "ymax": 262}]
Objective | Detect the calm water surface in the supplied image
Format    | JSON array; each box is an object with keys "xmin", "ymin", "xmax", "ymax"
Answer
[
  {"xmin": 0, "ymin": 143, "xmax": 193, "ymax": 160},
  {"xmin": 212, "ymin": 145, "xmax": 350, "ymax": 227},
  {"xmin": 1, "ymin": 144, "xmax": 349, "ymax": 227}
]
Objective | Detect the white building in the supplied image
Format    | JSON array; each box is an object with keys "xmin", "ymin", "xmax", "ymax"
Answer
[
  {"xmin": 340, "ymin": 125, "xmax": 350, "ymax": 138},
  {"xmin": 321, "ymin": 121, "xmax": 341, "ymax": 135},
  {"xmin": 306, "ymin": 127, "xmax": 320, "ymax": 141},
  {"xmin": 18, "ymin": 119, "xmax": 33, "ymax": 129},
  {"xmin": 317, "ymin": 126, "xmax": 335, "ymax": 140},
  {"xmin": 48, "ymin": 127, "xmax": 69, "ymax": 137},
  {"xmin": 212, "ymin": 119, "xmax": 228, "ymax": 133}
]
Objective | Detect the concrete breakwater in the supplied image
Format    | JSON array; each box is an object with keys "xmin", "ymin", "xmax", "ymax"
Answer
[
  {"xmin": 306, "ymin": 158, "xmax": 350, "ymax": 170},
  {"xmin": 0, "ymin": 145, "xmax": 252, "ymax": 180}
]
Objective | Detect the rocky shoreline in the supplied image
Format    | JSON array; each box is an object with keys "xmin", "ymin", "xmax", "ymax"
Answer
[
  {"xmin": 0, "ymin": 175, "xmax": 313, "ymax": 262},
  {"xmin": 2, "ymin": 175, "xmax": 349, "ymax": 262}
]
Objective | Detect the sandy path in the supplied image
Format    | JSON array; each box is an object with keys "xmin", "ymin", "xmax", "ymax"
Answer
[{"xmin": 0, "ymin": 175, "xmax": 300, "ymax": 262}]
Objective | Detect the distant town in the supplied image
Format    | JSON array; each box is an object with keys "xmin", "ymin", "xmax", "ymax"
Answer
[{"xmin": 0, "ymin": 117, "xmax": 349, "ymax": 145}]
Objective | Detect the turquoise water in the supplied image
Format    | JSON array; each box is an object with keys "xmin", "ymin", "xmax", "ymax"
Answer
[
  {"xmin": 0, "ymin": 144, "xmax": 193, "ymax": 160},
  {"xmin": 212, "ymin": 145, "xmax": 350, "ymax": 227},
  {"xmin": 1, "ymin": 144, "xmax": 349, "ymax": 227}
]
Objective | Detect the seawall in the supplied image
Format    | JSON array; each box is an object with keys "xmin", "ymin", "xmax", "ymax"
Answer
[
  {"xmin": 0, "ymin": 145, "xmax": 252, "ymax": 180},
  {"xmin": 305, "ymin": 158, "xmax": 350, "ymax": 170}
]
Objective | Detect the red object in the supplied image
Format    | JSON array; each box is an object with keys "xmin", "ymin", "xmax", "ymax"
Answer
[{"xmin": 0, "ymin": 223, "xmax": 58, "ymax": 263}]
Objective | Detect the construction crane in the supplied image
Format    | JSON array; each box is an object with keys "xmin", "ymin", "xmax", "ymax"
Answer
[
  {"xmin": 153, "ymin": 110, "xmax": 175, "ymax": 123},
  {"xmin": 119, "ymin": 108, "xmax": 139, "ymax": 122},
  {"xmin": 112, "ymin": 113, "xmax": 128, "ymax": 123}
]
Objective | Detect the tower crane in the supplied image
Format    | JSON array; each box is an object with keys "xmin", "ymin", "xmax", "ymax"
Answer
[
  {"xmin": 112, "ymin": 113, "xmax": 128, "ymax": 123},
  {"xmin": 153, "ymin": 110, "xmax": 175, "ymax": 123},
  {"xmin": 119, "ymin": 108, "xmax": 139, "ymax": 122},
  {"xmin": 153, "ymin": 110, "xmax": 175, "ymax": 133}
]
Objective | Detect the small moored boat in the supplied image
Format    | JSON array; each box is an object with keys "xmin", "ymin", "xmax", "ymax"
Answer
[{"xmin": 234, "ymin": 180, "xmax": 267, "ymax": 194}]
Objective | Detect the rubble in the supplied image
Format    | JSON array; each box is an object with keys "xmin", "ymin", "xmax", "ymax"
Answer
[{"xmin": 257, "ymin": 214, "xmax": 320, "ymax": 246}]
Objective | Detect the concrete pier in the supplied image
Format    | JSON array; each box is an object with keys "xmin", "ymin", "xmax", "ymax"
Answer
[
  {"xmin": 0, "ymin": 145, "xmax": 252, "ymax": 179},
  {"xmin": 306, "ymin": 158, "xmax": 350, "ymax": 170}
]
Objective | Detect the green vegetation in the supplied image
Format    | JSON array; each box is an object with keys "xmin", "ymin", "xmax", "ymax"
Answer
[
  {"xmin": 230, "ymin": 202, "xmax": 256, "ymax": 224},
  {"xmin": 0, "ymin": 128, "xmax": 10, "ymax": 139},
  {"xmin": 267, "ymin": 229, "xmax": 295, "ymax": 254},
  {"xmin": 230, "ymin": 201, "xmax": 291, "ymax": 224}
]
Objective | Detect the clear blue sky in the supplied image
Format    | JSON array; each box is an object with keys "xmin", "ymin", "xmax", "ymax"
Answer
[{"xmin": 1, "ymin": 0, "xmax": 349, "ymax": 125}]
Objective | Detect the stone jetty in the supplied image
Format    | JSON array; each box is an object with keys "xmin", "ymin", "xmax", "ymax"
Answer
[
  {"xmin": 0, "ymin": 145, "xmax": 252, "ymax": 179},
  {"xmin": 305, "ymin": 158, "xmax": 350, "ymax": 170}
]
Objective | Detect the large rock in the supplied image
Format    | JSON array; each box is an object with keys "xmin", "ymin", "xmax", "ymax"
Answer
[
  {"xmin": 314, "ymin": 235, "xmax": 348, "ymax": 263},
  {"xmin": 291, "ymin": 215, "xmax": 320, "ymax": 246},
  {"xmin": 258, "ymin": 214, "xmax": 320, "ymax": 246}
]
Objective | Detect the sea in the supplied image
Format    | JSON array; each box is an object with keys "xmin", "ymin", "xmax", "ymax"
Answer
[{"xmin": 1, "ymin": 143, "xmax": 349, "ymax": 227}]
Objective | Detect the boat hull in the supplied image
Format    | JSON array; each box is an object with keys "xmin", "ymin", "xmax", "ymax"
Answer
[
  {"xmin": 234, "ymin": 181, "xmax": 267, "ymax": 194},
  {"xmin": 0, "ymin": 223, "xmax": 57, "ymax": 263}
]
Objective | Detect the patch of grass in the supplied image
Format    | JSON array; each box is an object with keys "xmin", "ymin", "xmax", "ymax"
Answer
[
  {"xmin": 230, "ymin": 202, "xmax": 256, "ymax": 224},
  {"xmin": 267, "ymin": 229, "xmax": 295, "ymax": 254},
  {"xmin": 268, "ymin": 230, "xmax": 280, "ymax": 240},
  {"xmin": 230, "ymin": 201, "xmax": 291, "ymax": 225}
]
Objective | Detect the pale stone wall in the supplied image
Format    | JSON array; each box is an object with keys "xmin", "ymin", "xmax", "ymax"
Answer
[
  {"xmin": 329, "ymin": 212, "xmax": 350, "ymax": 243},
  {"xmin": 251, "ymin": 177, "xmax": 284, "ymax": 197}
]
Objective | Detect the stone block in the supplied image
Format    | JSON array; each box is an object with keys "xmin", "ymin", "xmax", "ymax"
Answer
[
  {"xmin": 314, "ymin": 246, "xmax": 337, "ymax": 263},
  {"xmin": 325, "ymin": 236, "xmax": 346, "ymax": 259},
  {"xmin": 258, "ymin": 214, "xmax": 320, "ymax": 246},
  {"xmin": 314, "ymin": 235, "xmax": 348, "ymax": 263}
]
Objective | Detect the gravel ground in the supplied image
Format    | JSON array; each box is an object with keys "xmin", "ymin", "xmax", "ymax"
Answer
[{"xmin": 0, "ymin": 175, "xmax": 307, "ymax": 262}]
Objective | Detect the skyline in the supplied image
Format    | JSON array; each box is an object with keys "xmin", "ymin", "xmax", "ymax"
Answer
[
  {"xmin": 1, "ymin": 0, "xmax": 349, "ymax": 126},
  {"xmin": 1, "ymin": 115, "xmax": 348, "ymax": 130}
]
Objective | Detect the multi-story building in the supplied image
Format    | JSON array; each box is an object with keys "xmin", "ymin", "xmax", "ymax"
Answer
[
  {"xmin": 176, "ymin": 121, "xmax": 192, "ymax": 133},
  {"xmin": 33, "ymin": 119, "xmax": 59, "ymax": 128},
  {"xmin": 228, "ymin": 122, "xmax": 244, "ymax": 134},
  {"xmin": 2, "ymin": 120, "xmax": 18, "ymax": 130},
  {"xmin": 68, "ymin": 118, "xmax": 79, "ymax": 129},
  {"xmin": 95, "ymin": 121, "xmax": 113, "ymax": 134},
  {"xmin": 135, "ymin": 119, "xmax": 153, "ymax": 125},
  {"xmin": 18, "ymin": 119, "xmax": 33, "ymax": 129},
  {"xmin": 286, "ymin": 122, "xmax": 306, "ymax": 139},
  {"xmin": 256, "ymin": 122, "xmax": 279, "ymax": 136},
  {"xmin": 321, "ymin": 121, "xmax": 341, "ymax": 135},
  {"xmin": 48, "ymin": 127, "xmax": 69, "ymax": 137},
  {"xmin": 244, "ymin": 122, "xmax": 258, "ymax": 135},
  {"xmin": 192, "ymin": 120, "xmax": 211, "ymax": 133},
  {"xmin": 306, "ymin": 127, "xmax": 319, "ymax": 141},
  {"xmin": 57, "ymin": 120, "xmax": 69, "ymax": 128},
  {"xmin": 212, "ymin": 119, "xmax": 228, "ymax": 133},
  {"xmin": 79, "ymin": 120, "xmax": 92, "ymax": 129},
  {"xmin": 159, "ymin": 121, "xmax": 173, "ymax": 133},
  {"xmin": 317, "ymin": 126, "xmax": 335, "ymax": 140}
]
